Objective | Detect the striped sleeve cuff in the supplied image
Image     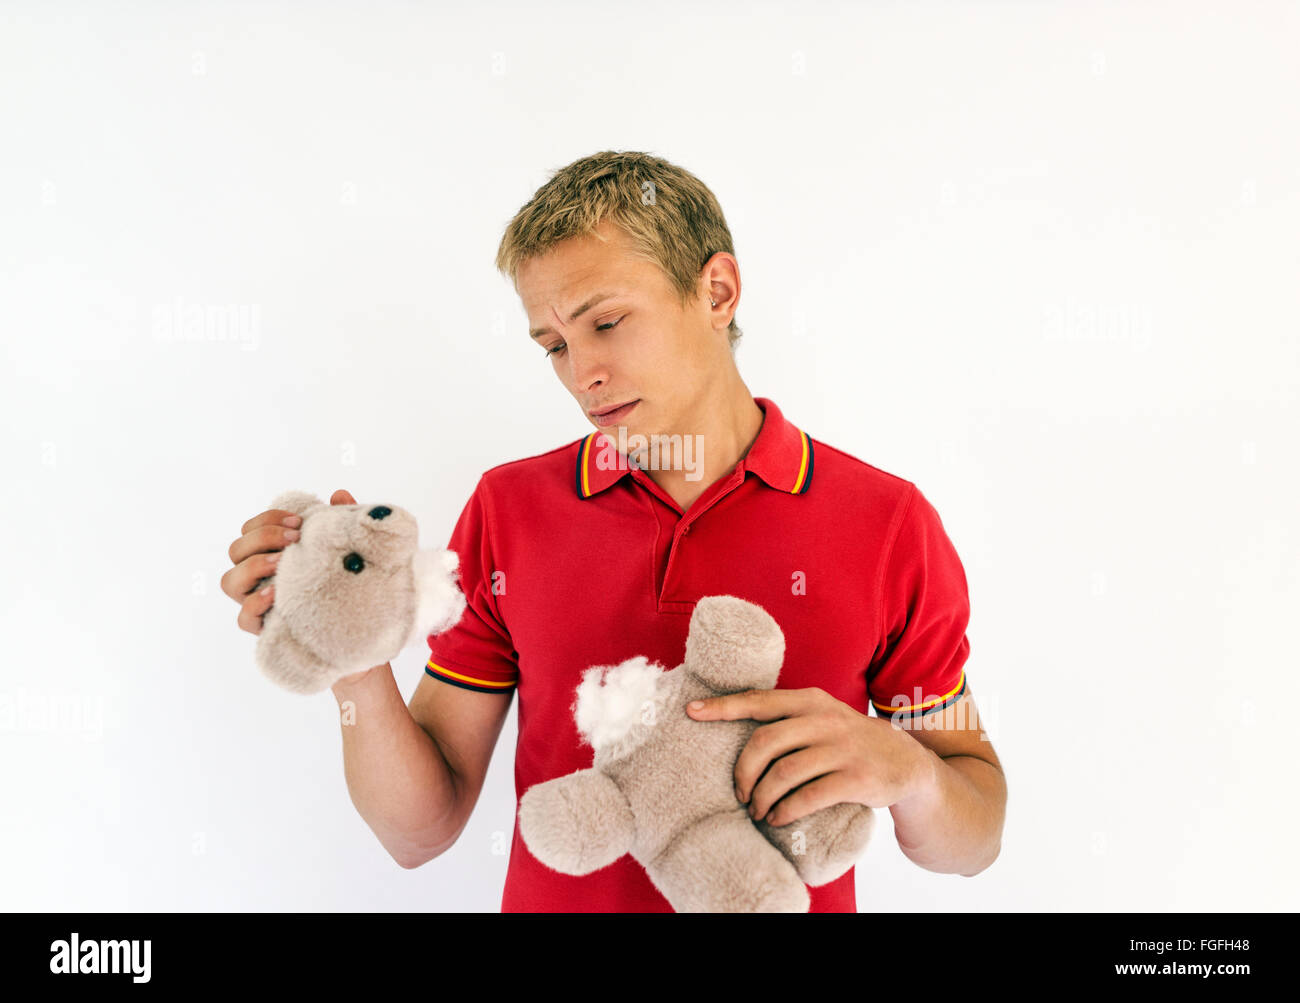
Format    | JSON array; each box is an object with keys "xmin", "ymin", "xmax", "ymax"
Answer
[
  {"xmin": 870, "ymin": 669, "xmax": 967, "ymax": 718},
  {"xmin": 425, "ymin": 658, "xmax": 518, "ymax": 694}
]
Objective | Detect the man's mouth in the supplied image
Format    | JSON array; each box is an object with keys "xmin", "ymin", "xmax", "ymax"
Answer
[{"xmin": 590, "ymin": 400, "xmax": 639, "ymax": 426}]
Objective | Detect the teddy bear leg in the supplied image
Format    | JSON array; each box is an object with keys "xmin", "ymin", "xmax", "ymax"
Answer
[
  {"xmin": 518, "ymin": 768, "xmax": 636, "ymax": 876},
  {"xmin": 754, "ymin": 803, "xmax": 876, "ymax": 887},
  {"xmin": 645, "ymin": 809, "xmax": 810, "ymax": 913},
  {"xmin": 683, "ymin": 596, "xmax": 786, "ymax": 692}
]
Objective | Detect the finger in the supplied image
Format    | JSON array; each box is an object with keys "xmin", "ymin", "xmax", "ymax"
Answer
[
  {"xmin": 760, "ymin": 773, "xmax": 854, "ymax": 830},
  {"xmin": 237, "ymin": 583, "xmax": 276, "ymax": 636},
  {"xmin": 238, "ymin": 508, "xmax": 303, "ymax": 538},
  {"xmin": 330, "ymin": 489, "xmax": 356, "ymax": 506},
  {"xmin": 226, "ymin": 520, "xmax": 302, "ymax": 570},
  {"xmin": 734, "ymin": 717, "xmax": 816, "ymax": 803},
  {"xmin": 747, "ymin": 748, "xmax": 834, "ymax": 824},
  {"xmin": 686, "ymin": 689, "xmax": 761, "ymax": 720},
  {"xmin": 688, "ymin": 687, "xmax": 810, "ymax": 722},
  {"xmin": 221, "ymin": 549, "xmax": 286, "ymax": 603}
]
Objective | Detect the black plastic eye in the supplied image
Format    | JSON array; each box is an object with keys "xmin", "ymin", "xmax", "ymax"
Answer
[
  {"xmin": 343, "ymin": 552, "xmax": 365, "ymax": 573},
  {"xmin": 367, "ymin": 506, "xmax": 392, "ymax": 520}
]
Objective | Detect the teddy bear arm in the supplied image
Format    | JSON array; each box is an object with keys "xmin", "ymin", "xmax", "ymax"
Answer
[
  {"xmin": 755, "ymin": 802, "xmax": 876, "ymax": 888},
  {"xmin": 518, "ymin": 768, "xmax": 636, "ymax": 876}
]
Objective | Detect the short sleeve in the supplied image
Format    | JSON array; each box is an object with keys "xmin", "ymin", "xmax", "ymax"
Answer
[
  {"xmin": 424, "ymin": 477, "xmax": 519, "ymax": 694},
  {"xmin": 868, "ymin": 485, "xmax": 970, "ymax": 718}
]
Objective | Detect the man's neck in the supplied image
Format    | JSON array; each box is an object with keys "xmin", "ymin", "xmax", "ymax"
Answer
[{"xmin": 641, "ymin": 381, "xmax": 764, "ymax": 514}]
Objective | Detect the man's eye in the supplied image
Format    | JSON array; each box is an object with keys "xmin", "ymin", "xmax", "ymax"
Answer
[{"xmin": 545, "ymin": 317, "xmax": 621, "ymax": 358}]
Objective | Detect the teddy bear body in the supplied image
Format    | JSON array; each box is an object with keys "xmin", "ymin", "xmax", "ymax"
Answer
[{"xmin": 518, "ymin": 595, "xmax": 875, "ymax": 912}]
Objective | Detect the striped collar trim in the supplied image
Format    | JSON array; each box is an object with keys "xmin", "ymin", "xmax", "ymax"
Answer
[{"xmin": 575, "ymin": 396, "xmax": 814, "ymax": 500}]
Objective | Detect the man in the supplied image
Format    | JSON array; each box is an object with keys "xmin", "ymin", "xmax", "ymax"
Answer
[{"xmin": 228, "ymin": 150, "xmax": 1005, "ymax": 912}]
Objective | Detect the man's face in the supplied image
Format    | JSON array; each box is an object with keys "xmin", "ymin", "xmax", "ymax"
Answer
[{"xmin": 518, "ymin": 219, "xmax": 723, "ymax": 437}]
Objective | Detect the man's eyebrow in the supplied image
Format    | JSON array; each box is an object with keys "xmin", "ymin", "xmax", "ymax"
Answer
[{"xmin": 529, "ymin": 292, "xmax": 622, "ymax": 339}]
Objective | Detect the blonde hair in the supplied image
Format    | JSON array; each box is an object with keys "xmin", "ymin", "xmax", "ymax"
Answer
[{"xmin": 495, "ymin": 150, "xmax": 743, "ymax": 351}]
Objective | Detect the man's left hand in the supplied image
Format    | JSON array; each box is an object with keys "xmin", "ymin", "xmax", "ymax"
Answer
[{"xmin": 685, "ymin": 687, "xmax": 936, "ymax": 828}]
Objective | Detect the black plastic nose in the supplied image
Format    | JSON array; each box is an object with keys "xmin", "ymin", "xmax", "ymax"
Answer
[{"xmin": 367, "ymin": 506, "xmax": 392, "ymax": 520}]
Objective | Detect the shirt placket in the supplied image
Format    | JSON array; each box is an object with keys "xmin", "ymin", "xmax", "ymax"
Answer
[{"xmin": 631, "ymin": 466, "xmax": 749, "ymax": 609}]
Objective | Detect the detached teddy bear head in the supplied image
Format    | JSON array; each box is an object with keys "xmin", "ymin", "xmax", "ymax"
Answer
[
  {"xmin": 253, "ymin": 490, "xmax": 466, "ymax": 695},
  {"xmin": 518, "ymin": 595, "xmax": 875, "ymax": 913}
]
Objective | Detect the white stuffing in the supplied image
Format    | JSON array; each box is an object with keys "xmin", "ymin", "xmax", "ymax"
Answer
[
  {"xmin": 404, "ymin": 548, "xmax": 468, "ymax": 649},
  {"xmin": 574, "ymin": 655, "xmax": 666, "ymax": 750}
]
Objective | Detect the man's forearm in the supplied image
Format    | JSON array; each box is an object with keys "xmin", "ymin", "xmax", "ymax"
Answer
[
  {"xmin": 332, "ymin": 663, "xmax": 463, "ymax": 868},
  {"xmin": 889, "ymin": 742, "xmax": 1007, "ymax": 877}
]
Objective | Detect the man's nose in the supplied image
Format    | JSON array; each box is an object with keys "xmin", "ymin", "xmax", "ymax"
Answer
[{"xmin": 565, "ymin": 344, "xmax": 611, "ymax": 394}]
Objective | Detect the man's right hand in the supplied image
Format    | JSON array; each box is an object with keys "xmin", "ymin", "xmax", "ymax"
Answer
[{"xmin": 223, "ymin": 508, "xmax": 302, "ymax": 636}]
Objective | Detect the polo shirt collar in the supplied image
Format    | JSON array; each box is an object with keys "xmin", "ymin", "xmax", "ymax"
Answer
[{"xmin": 575, "ymin": 396, "xmax": 814, "ymax": 499}]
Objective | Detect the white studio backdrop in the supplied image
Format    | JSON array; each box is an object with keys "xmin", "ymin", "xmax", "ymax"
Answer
[{"xmin": 1, "ymin": 0, "xmax": 1296, "ymax": 912}]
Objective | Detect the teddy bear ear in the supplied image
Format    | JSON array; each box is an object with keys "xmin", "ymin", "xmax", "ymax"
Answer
[{"xmin": 268, "ymin": 490, "xmax": 328, "ymax": 518}]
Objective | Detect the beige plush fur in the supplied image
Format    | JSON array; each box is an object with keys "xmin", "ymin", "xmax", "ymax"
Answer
[
  {"xmin": 253, "ymin": 490, "xmax": 466, "ymax": 695},
  {"xmin": 518, "ymin": 595, "xmax": 875, "ymax": 912}
]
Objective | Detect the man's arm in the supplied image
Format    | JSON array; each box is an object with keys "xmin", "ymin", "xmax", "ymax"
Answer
[
  {"xmin": 405, "ymin": 669, "xmax": 515, "ymax": 866},
  {"xmin": 884, "ymin": 688, "xmax": 1006, "ymax": 877},
  {"xmin": 332, "ymin": 662, "xmax": 513, "ymax": 869}
]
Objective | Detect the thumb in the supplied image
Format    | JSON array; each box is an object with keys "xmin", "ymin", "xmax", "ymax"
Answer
[{"xmin": 330, "ymin": 489, "xmax": 356, "ymax": 506}]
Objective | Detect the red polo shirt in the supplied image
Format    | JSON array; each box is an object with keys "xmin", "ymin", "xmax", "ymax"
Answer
[{"xmin": 424, "ymin": 396, "xmax": 971, "ymax": 912}]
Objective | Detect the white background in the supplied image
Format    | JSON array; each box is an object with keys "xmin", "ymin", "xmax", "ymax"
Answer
[{"xmin": 1, "ymin": 0, "xmax": 1296, "ymax": 912}]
